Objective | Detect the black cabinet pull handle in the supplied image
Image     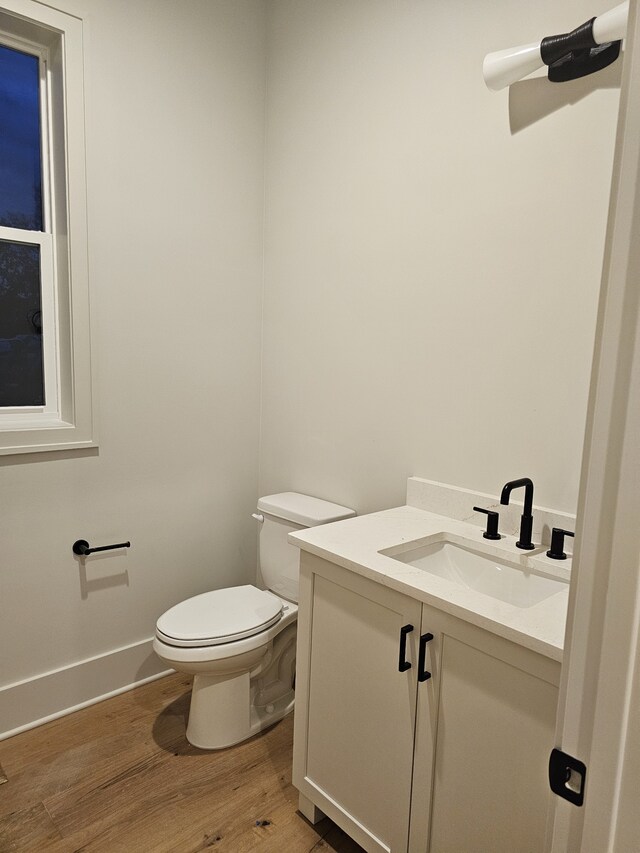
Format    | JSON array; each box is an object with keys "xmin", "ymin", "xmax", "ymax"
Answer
[
  {"xmin": 398, "ymin": 624, "xmax": 414, "ymax": 672},
  {"xmin": 418, "ymin": 632, "xmax": 434, "ymax": 682}
]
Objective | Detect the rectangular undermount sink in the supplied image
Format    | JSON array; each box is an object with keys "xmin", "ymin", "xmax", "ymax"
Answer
[{"xmin": 381, "ymin": 539, "xmax": 569, "ymax": 608}]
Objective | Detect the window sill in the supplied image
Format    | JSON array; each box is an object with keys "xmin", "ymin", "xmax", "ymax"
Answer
[{"xmin": 0, "ymin": 414, "xmax": 97, "ymax": 455}]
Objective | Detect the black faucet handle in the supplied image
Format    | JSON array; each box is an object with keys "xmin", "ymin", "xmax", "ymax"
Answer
[
  {"xmin": 473, "ymin": 506, "xmax": 502, "ymax": 540},
  {"xmin": 547, "ymin": 528, "xmax": 575, "ymax": 560}
]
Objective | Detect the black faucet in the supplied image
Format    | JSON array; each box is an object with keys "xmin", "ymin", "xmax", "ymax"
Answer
[{"xmin": 500, "ymin": 477, "xmax": 535, "ymax": 550}]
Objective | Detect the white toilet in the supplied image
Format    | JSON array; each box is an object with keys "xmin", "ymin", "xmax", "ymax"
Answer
[{"xmin": 153, "ymin": 492, "xmax": 355, "ymax": 749}]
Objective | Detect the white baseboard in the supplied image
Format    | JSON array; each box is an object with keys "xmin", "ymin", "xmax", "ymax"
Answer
[{"xmin": 0, "ymin": 638, "xmax": 172, "ymax": 741}]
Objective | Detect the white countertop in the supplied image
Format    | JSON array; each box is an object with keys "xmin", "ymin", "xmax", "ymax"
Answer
[{"xmin": 289, "ymin": 505, "xmax": 569, "ymax": 662}]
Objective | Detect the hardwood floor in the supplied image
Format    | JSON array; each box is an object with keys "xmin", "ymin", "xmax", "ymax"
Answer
[{"xmin": 0, "ymin": 673, "xmax": 365, "ymax": 853}]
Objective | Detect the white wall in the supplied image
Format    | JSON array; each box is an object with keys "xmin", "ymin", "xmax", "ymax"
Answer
[
  {"xmin": 0, "ymin": 0, "xmax": 624, "ymax": 735},
  {"xmin": 0, "ymin": 0, "xmax": 266, "ymax": 722},
  {"xmin": 260, "ymin": 0, "xmax": 620, "ymax": 515}
]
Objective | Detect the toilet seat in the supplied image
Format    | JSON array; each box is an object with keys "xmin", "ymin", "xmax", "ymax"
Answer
[{"xmin": 156, "ymin": 585, "xmax": 283, "ymax": 648}]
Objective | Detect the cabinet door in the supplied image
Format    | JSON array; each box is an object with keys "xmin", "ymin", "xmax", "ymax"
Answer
[
  {"xmin": 411, "ymin": 606, "xmax": 560, "ymax": 853},
  {"xmin": 293, "ymin": 553, "xmax": 422, "ymax": 853}
]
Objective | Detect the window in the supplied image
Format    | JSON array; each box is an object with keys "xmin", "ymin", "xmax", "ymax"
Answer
[
  {"xmin": 0, "ymin": 1, "xmax": 94, "ymax": 454},
  {"xmin": 0, "ymin": 42, "xmax": 46, "ymax": 409}
]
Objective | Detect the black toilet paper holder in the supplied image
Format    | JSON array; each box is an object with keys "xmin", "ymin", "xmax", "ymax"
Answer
[{"xmin": 72, "ymin": 539, "xmax": 131, "ymax": 556}]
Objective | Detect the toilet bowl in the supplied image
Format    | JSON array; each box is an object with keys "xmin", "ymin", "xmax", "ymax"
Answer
[{"xmin": 153, "ymin": 493, "xmax": 355, "ymax": 749}]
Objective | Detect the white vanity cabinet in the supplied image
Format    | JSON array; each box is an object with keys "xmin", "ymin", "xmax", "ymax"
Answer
[{"xmin": 292, "ymin": 552, "xmax": 561, "ymax": 853}]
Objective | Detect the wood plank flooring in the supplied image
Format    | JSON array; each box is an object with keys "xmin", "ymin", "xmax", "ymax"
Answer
[{"xmin": 0, "ymin": 673, "xmax": 365, "ymax": 853}]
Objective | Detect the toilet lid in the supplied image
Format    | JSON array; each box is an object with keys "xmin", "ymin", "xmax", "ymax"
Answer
[{"xmin": 156, "ymin": 585, "xmax": 283, "ymax": 648}]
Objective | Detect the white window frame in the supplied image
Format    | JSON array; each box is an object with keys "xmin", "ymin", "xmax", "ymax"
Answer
[{"xmin": 0, "ymin": 0, "xmax": 95, "ymax": 454}]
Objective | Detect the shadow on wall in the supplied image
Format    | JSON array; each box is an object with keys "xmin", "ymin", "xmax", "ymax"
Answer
[
  {"xmin": 74, "ymin": 548, "xmax": 130, "ymax": 600},
  {"xmin": 509, "ymin": 57, "xmax": 623, "ymax": 134},
  {"xmin": 0, "ymin": 447, "xmax": 99, "ymax": 467}
]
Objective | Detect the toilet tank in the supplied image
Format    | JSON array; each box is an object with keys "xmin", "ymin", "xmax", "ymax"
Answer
[{"xmin": 256, "ymin": 492, "xmax": 356, "ymax": 603}]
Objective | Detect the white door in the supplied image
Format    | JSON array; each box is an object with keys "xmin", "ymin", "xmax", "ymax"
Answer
[{"xmin": 550, "ymin": 1, "xmax": 640, "ymax": 849}]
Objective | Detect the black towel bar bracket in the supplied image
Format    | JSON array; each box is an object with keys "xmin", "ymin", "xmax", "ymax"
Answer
[{"xmin": 72, "ymin": 539, "xmax": 131, "ymax": 556}]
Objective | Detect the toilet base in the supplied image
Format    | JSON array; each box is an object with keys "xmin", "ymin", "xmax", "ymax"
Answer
[
  {"xmin": 185, "ymin": 621, "xmax": 297, "ymax": 750},
  {"xmin": 186, "ymin": 671, "xmax": 295, "ymax": 750}
]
